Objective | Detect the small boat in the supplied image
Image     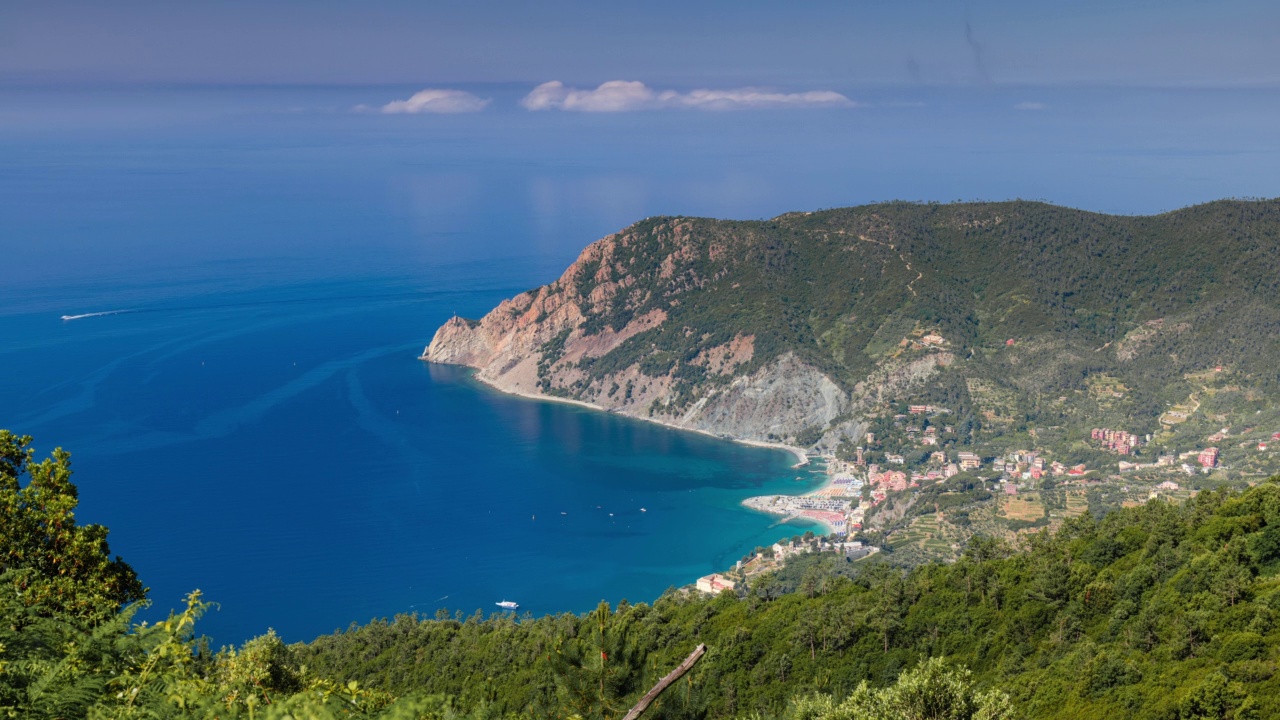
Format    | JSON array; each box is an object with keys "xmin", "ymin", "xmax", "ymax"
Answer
[
  {"xmin": 495, "ymin": 600, "xmax": 519, "ymax": 610},
  {"xmin": 640, "ymin": 508, "xmax": 647, "ymax": 512}
]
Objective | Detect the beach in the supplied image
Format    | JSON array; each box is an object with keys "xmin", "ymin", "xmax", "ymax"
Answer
[
  {"xmin": 741, "ymin": 465, "xmax": 845, "ymax": 535},
  {"xmin": 450, "ymin": 364, "xmax": 812, "ymax": 467}
]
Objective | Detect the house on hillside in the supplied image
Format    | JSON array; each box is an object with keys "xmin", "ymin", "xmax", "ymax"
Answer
[
  {"xmin": 695, "ymin": 574, "xmax": 737, "ymax": 594},
  {"xmin": 1199, "ymin": 447, "xmax": 1219, "ymax": 468}
]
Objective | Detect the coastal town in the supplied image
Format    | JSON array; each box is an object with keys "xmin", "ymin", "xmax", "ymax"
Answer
[{"xmin": 694, "ymin": 396, "xmax": 1280, "ymax": 595}]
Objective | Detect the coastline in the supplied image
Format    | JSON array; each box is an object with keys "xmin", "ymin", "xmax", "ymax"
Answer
[
  {"xmin": 423, "ymin": 354, "xmax": 847, "ymax": 591},
  {"xmin": 432, "ymin": 358, "xmax": 811, "ymax": 467},
  {"xmin": 739, "ymin": 469, "xmax": 842, "ymax": 535}
]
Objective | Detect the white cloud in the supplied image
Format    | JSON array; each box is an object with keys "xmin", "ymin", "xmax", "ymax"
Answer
[
  {"xmin": 521, "ymin": 80, "xmax": 855, "ymax": 112},
  {"xmin": 1014, "ymin": 101, "xmax": 1047, "ymax": 111},
  {"xmin": 376, "ymin": 89, "xmax": 490, "ymax": 114}
]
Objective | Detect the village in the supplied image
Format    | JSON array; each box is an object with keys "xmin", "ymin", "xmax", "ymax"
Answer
[{"xmin": 694, "ymin": 403, "xmax": 1280, "ymax": 595}]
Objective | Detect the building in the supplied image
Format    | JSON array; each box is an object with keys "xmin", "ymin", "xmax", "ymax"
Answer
[
  {"xmin": 909, "ymin": 404, "xmax": 934, "ymax": 415},
  {"xmin": 1199, "ymin": 447, "xmax": 1219, "ymax": 468},
  {"xmin": 957, "ymin": 452, "xmax": 982, "ymax": 471},
  {"xmin": 944, "ymin": 463, "xmax": 959, "ymax": 478},
  {"xmin": 1092, "ymin": 428, "xmax": 1140, "ymax": 455},
  {"xmin": 874, "ymin": 470, "xmax": 908, "ymax": 492},
  {"xmin": 695, "ymin": 574, "xmax": 737, "ymax": 594}
]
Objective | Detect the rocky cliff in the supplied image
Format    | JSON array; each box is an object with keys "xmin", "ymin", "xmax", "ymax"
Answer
[
  {"xmin": 424, "ymin": 200, "xmax": 1280, "ymax": 452},
  {"xmin": 423, "ymin": 215, "xmax": 955, "ymax": 450}
]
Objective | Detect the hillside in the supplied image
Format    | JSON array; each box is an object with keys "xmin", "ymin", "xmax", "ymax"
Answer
[
  {"xmin": 6, "ymin": 440, "xmax": 1280, "ymax": 719},
  {"xmin": 425, "ymin": 200, "xmax": 1280, "ymax": 459},
  {"xmin": 296, "ymin": 478, "xmax": 1280, "ymax": 719}
]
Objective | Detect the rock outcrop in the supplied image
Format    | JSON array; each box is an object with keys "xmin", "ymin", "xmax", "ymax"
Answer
[
  {"xmin": 424, "ymin": 199, "xmax": 1280, "ymax": 450},
  {"xmin": 422, "ymin": 219, "xmax": 949, "ymax": 448},
  {"xmin": 421, "ymin": 240, "xmax": 852, "ymax": 444}
]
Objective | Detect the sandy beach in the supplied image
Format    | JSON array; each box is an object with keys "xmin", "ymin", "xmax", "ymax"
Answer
[
  {"xmin": 739, "ymin": 467, "xmax": 852, "ymax": 535},
  {"xmin": 448, "ymin": 364, "xmax": 812, "ymax": 467},
  {"xmin": 433, "ymin": 358, "xmax": 837, "ymax": 534}
]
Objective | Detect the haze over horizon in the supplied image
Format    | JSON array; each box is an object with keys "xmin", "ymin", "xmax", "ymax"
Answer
[
  {"xmin": 3, "ymin": 2, "xmax": 1278, "ymax": 285},
  {"xmin": 3, "ymin": 0, "xmax": 1277, "ymax": 88}
]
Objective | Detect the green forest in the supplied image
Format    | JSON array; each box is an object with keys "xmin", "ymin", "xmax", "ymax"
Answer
[
  {"xmin": 5, "ymin": 427, "xmax": 1280, "ymax": 719},
  {"xmin": 522, "ymin": 199, "xmax": 1280, "ymax": 455}
]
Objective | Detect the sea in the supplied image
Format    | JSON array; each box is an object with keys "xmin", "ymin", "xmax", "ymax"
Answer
[{"xmin": 2, "ymin": 84, "xmax": 1277, "ymax": 642}]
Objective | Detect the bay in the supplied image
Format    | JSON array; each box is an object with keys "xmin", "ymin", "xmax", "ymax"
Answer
[{"xmin": 3, "ymin": 83, "xmax": 1278, "ymax": 642}]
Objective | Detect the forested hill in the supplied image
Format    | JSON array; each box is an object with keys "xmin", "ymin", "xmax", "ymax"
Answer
[
  {"xmin": 300, "ymin": 478, "xmax": 1280, "ymax": 719},
  {"xmin": 426, "ymin": 199, "xmax": 1280, "ymax": 452},
  {"xmin": 6, "ymin": 430, "xmax": 1280, "ymax": 718}
]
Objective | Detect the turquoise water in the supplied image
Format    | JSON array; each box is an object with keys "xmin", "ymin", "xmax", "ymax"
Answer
[
  {"xmin": 1, "ymin": 265, "xmax": 826, "ymax": 642},
  {"xmin": 4, "ymin": 84, "xmax": 1278, "ymax": 642}
]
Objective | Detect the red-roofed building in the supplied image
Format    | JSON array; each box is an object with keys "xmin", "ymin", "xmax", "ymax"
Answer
[{"xmin": 695, "ymin": 574, "xmax": 737, "ymax": 594}]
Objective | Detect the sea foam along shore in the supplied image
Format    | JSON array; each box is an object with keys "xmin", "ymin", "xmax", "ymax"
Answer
[{"xmin": 436, "ymin": 361, "xmax": 811, "ymax": 468}]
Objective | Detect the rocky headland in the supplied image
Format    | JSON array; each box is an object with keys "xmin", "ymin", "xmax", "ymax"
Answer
[{"xmin": 424, "ymin": 200, "xmax": 1280, "ymax": 459}]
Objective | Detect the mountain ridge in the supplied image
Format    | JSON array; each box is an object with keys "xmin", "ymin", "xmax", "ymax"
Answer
[{"xmin": 424, "ymin": 199, "xmax": 1280, "ymax": 456}]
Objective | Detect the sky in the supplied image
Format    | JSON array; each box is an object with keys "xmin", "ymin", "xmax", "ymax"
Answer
[{"xmin": 2, "ymin": 0, "xmax": 1278, "ymax": 88}]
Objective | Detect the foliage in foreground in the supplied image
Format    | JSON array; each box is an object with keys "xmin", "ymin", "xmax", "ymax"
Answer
[
  {"xmin": 5, "ymin": 428, "xmax": 1280, "ymax": 719},
  {"xmin": 292, "ymin": 477, "xmax": 1280, "ymax": 720}
]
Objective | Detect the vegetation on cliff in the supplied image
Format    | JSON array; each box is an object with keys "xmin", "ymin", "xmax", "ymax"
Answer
[{"xmin": 429, "ymin": 199, "xmax": 1280, "ymax": 455}]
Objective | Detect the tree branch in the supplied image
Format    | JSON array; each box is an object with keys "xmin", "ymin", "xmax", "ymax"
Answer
[{"xmin": 622, "ymin": 644, "xmax": 706, "ymax": 720}]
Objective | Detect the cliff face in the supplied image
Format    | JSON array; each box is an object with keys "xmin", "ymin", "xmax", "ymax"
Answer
[
  {"xmin": 423, "ymin": 217, "xmax": 951, "ymax": 449},
  {"xmin": 425, "ymin": 200, "xmax": 1280, "ymax": 449},
  {"xmin": 422, "ymin": 229, "xmax": 854, "ymax": 445}
]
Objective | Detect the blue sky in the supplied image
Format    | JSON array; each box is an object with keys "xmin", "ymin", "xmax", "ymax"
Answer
[{"xmin": 2, "ymin": 0, "xmax": 1277, "ymax": 87}]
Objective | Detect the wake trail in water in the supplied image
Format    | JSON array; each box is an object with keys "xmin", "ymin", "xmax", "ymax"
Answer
[
  {"xmin": 60, "ymin": 310, "xmax": 134, "ymax": 321},
  {"xmin": 55, "ymin": 284, "xmax": 522, "ymax": 324}
]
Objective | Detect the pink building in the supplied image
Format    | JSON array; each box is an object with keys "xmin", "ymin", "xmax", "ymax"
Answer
[{"xmin": 1199, "ymin": 447, "xmax": 1219, "ymax": 468}]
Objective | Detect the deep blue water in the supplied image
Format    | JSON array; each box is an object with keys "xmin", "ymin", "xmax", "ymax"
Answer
[
  {"xmin": 1, "ymin": 264, "xmax": 825, "ymax": 642},
  {"xmin": 2, "ymin": 84, "xmax": 1277, "ymax": 642}
]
